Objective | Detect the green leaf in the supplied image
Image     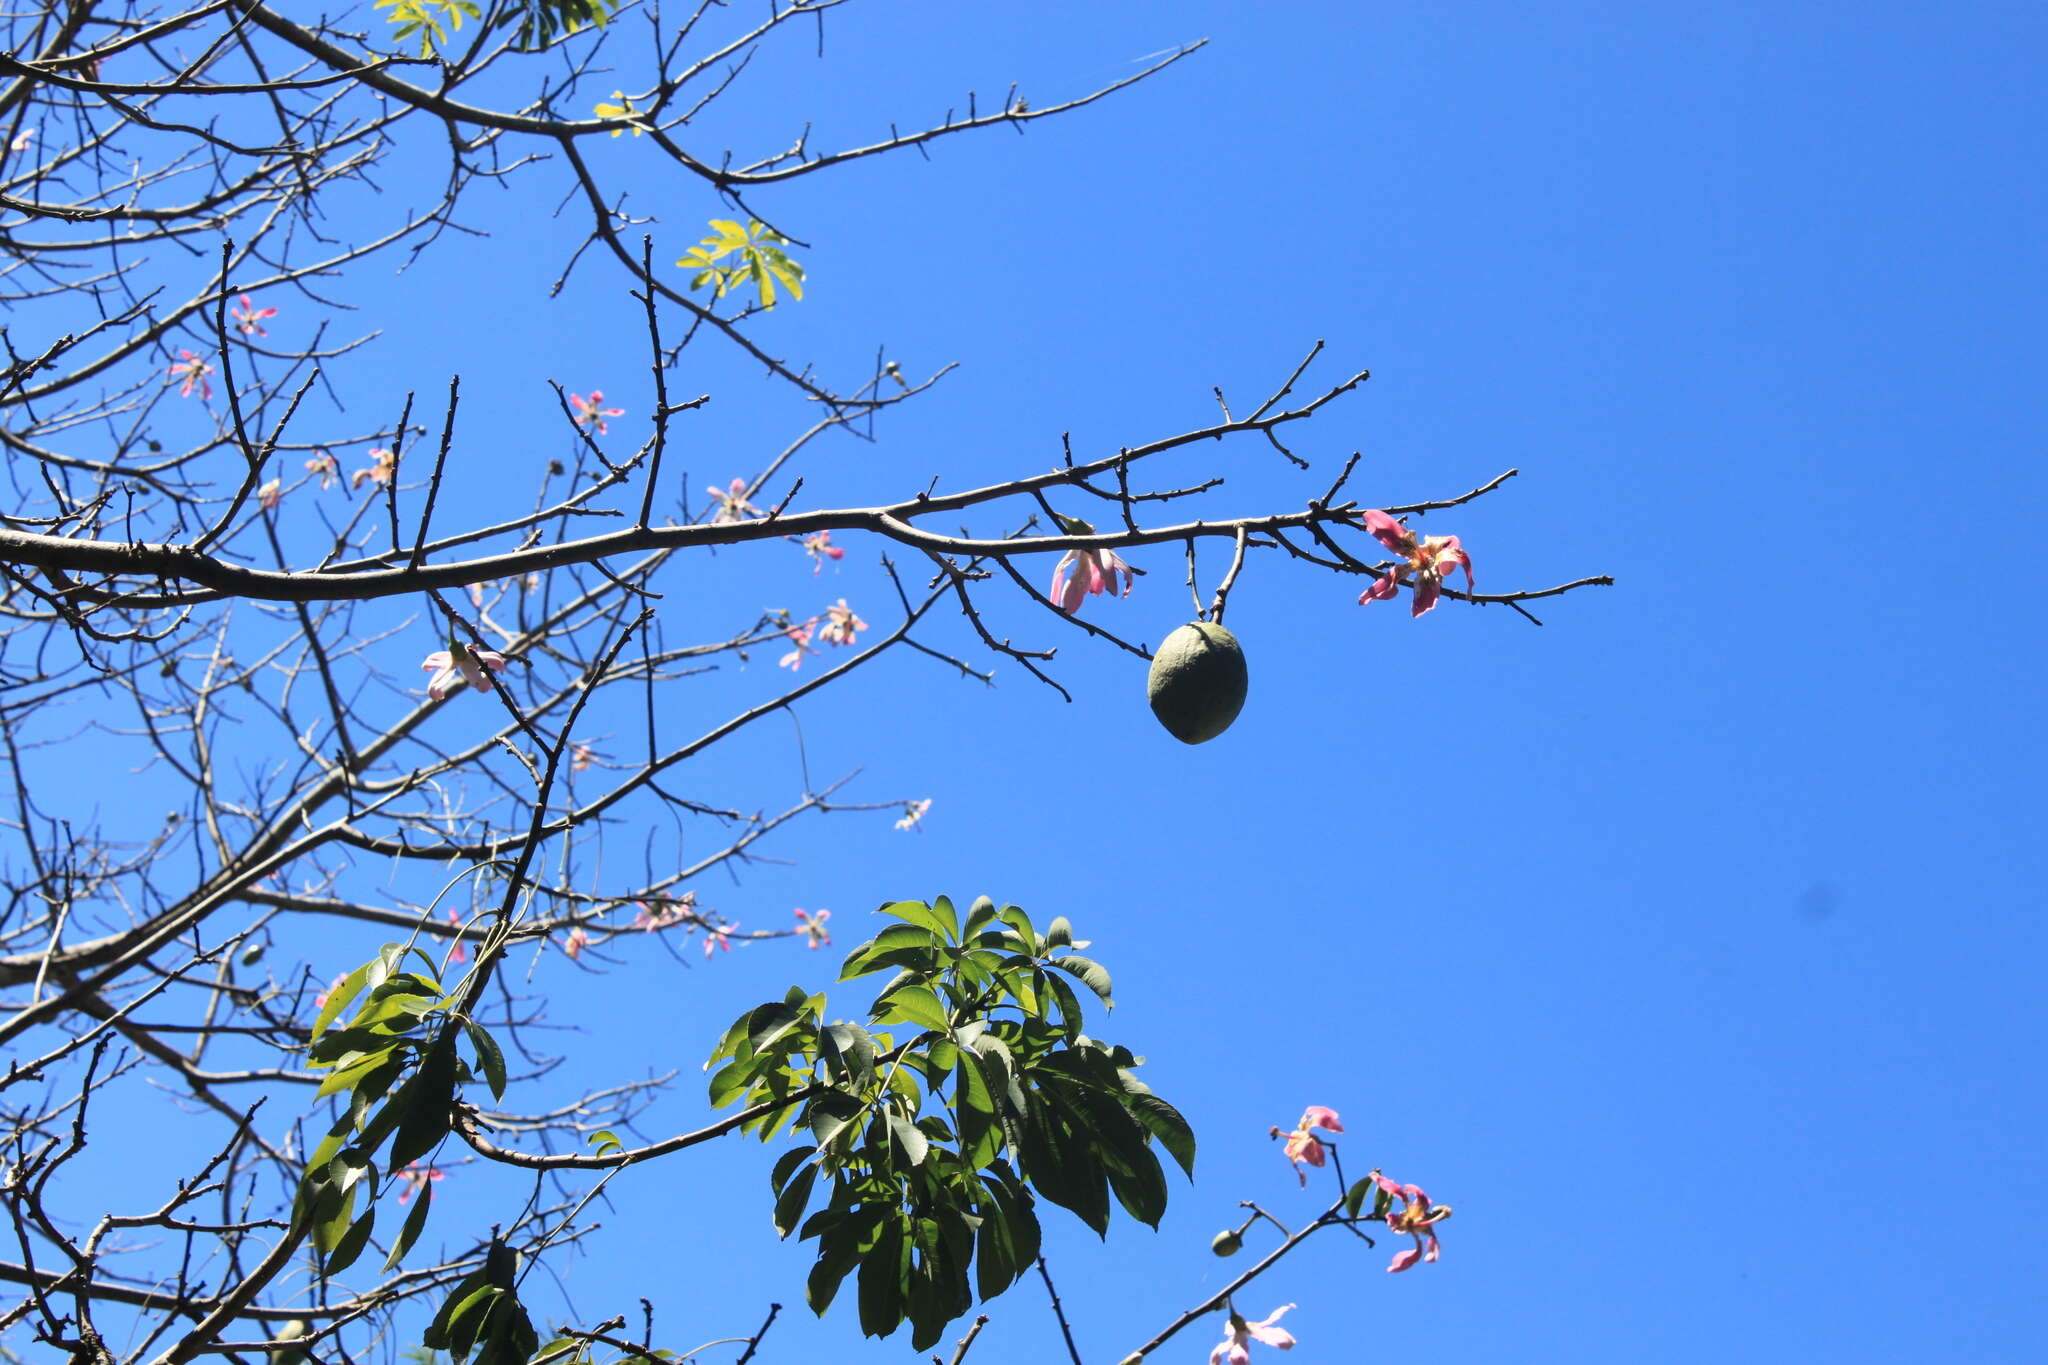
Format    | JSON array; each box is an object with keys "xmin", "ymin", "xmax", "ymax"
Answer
[
  {"xmin": 311, "ymin": 960, "xmax": 374, "ymax": 1040},
  {"xmin": 588, "ymin": 1128, "xmax": 623, "ymax": 1157},
  {"xmin": 1124, "ymin": 1091, "xmax": 1197, "ymax": 1178},
  {"xmin": 1049, "ymin": 954, "xmax": 1113, "ymax": 1008},
  {"xmin": 746, "ymin": 999, "xmax": 806, "ymax": 1056},
  {"xmin": 324, "ymin": 1205, "xmax": 377, "ymax": 1276},
  {"xmin": 464, "ymin": 1019, "xmax": 507, "ymax": 1101},
  {"xmin": 1345, "ymin": 1175, "xmax": 1375, "ymax": 1220},
  {"xmin": 857, "ymin": 1216, "xmax": 907, "ymax": 1338},
  {"xmin": 874, "ymin": 899, "xmax": 954, "ymax": 941},
  {"xmin": 388, "ymin": 1030, "xmax": 458, "ymax": 1172},
  {"xmin": 962, "ymin": 896, "xmax": 999, "ymax": 938},
  {"xmin": 876, "ymin": 983, "xmax": 951, "ymax": 1034},
  {"xmin": 1043, "ymin": 916, "xmax": 1074, "ymax": 949},
  {"xmin": 384, "ymin": 1175, "xmax": 434, "ymax": 1271},
  {"xmin": 770, "ymin": 1144, "xmax": 819, "ymax": 1194},
  {"xmin": 885, "ymin": 1109, "xmax": 930, "ymax": 1169},
  {"xmin": 773, "ymin": 1162, "xmax": 818, "ymax": 1238}
]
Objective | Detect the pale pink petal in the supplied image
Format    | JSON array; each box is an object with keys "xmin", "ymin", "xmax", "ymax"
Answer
[
  {"xmin": 1387, "ymin": 1247, "xmax": 1423, "ymax": 1273},
  {"xmin": 1361, "ymin": 509, "xmax": 1413, "ymax": 554},
  {"xmin": 1359, "ymin": 573, "xmax": 1401, "ymax": 605},
  {"xmin": 1410, "ymin": 574, "xmax": 1442, "ymax": 617},
  {"xmin": 1246, "ymin": 1305, "xmax": 1295, "ymax": 1346},
  {"xmin": 1050, "ymin": 552, "xmax": 1084, "ymax": 611},
  {"xmin": 1300, "ymin": 1105, "xmax": 1343, "ymax": 1133}
]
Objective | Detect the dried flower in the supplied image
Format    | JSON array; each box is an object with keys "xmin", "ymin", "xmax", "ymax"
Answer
[
  {"xmin": 894, "ymin": 798, "xmax": 932, "ymax": 832},
  {"xmin": 352, "ymin": 447, "xmax": 396, "ymax": 489}
]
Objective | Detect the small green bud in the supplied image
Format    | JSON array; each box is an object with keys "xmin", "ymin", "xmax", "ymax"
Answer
[{"xmin": 1211, "ymin": 1229, "xmax": 1243, "ymax": 1257}]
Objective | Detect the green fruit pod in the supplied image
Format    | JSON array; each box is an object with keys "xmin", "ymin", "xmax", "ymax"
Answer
[{"xmin": 1146, "ymin": 622, "xmax": 1249, "ymax": 744}]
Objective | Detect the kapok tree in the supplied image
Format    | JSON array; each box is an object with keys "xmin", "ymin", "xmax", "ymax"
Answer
[{"xmin": 0, "ymin": 3, "xmax": 1607, "ymax": 1363}]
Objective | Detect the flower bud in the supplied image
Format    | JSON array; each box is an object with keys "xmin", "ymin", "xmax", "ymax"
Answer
[{"xmin": 1211, "ymin": 1229, "xmax": 1243, "ymax": 1257}]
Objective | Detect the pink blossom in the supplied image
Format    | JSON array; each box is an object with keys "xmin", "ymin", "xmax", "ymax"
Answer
[
  {"xmin": 570, "ymin": 741, "xmax": 595, "ymax": 771},
  {"xmin": 794, "ymin": 907, "xmax": 831, "ymax": 950},
  {"xmin": 800, "ymin": 531, "xmax": 845, "ymax": 574},
  {"xmin": 1209, "ymin": 1304, "xmax": 1297, "ymax": 1365},
  {"xmin": 632, "ymin": 891, "xmax": 699, "ymax": 933},
  {"xmin": 708, "ymin": 478, "xmax": 761, "ymax": 525},
  {"xmin": 894, "ymin": 798, "xmax": 932, "ymax": 832},
  {"xmin": 569, "ymin": 389, "xmax": 625, "ymax": 435},
  {"xmin": 421, "ymin": 641, "xmax": 509, "ymax": 701},
  {"xmin": 445, "ymin": 909, "xmax": 469, "ymax": 965},
  {"xmin": 1278, "ymin": 1106, "xmax": 1343, "ymax": 1186},
  {"xmin": 352, "ymin": 447, "xmax": 396, "ymax": 489},
  {"xmin": 1357, "ymin": 509, "xmax": 1474, "ymax": 618},
  {"xmin": 561, "ymin": 928, "xmax": 590, "ymax": 960},
  {"xmin": 1049, "ymin": 545, "xmax": 1135, "ymax": 613},
  {"xmin": 395, "ymin": 1163, "xmax": 444, "ymax": 1205},
  {"xmin": 778, "ymin": 622, "xmax": 818, "ymax": 671},
  {"xmin": 231, "ymin": 293, "xmax": 277, "ymax": 337},
  {"xmin": 702, "ymin": 919, "xmax": 739, "ymax": 959},
  {"xmin": 815, "ymin": 599, "xmax": 866, "ymax": 647},
  {"xmin": 304, "ymin": 452, "xmax": 338, "ymax": 489},
  {"xmin": 257, "ymin": 478, "xmax": 282, "ymax": 512},
  {"xmin": 1371, "ymin": 1171, "xmax": 1451, "ymax": 1273},
  {"xmin": 167, "ymin": 350, "xmax": 214, "ymax": 400}
]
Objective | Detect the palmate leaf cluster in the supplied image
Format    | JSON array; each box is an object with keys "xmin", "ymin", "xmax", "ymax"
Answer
[
  {"xmin": 373, "ymin": 0, "xmax": 619, "ymax": 56},
  {"xmin": 299, "ymin": 945, "xmax": 506, "ymax": 1281},
  {"xmin": 677, "ymin": 219, "xmax": 808, "ymax": 310},
  {"xmin": 704, "ymin": 897, "xmax": 1197, "ymax": 1351}
]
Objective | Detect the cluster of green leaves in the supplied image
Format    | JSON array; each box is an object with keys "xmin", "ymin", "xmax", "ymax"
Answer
[
  {"xmin": 374, "ymin": 0, "xmax": 619, "ymax": 56},
  {"xmin": 418, "ymin": 1237, "xmax": 540, "ymax": 1365},
  {"xmin": 677, "ymin": 220, "xmax": 807, "ymax": 310},
  {"xmin": 297, "ymin": 944, "xmax": 506, "ymax": 1280},
  {"xmin": 704, "ymin": 896, "xmax": 1196, "ymax": 1351}
]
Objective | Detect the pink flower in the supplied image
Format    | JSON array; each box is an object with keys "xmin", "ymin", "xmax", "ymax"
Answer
[
  {"xmin": 815, "ymin": 599, "xmax": 866, "ymax": 647},
  {"xmin": 395, "ymin": 1163, "xmax": 444, "ymax": 1205},
  {"xmin": 894, "ymin": 798, "xmax": 932, "ymax": 832},
  {"xmin": 167, "ymin": 350, "xmax": 214, "ymax": 400},
  {"xmin": 1209, "ymin": 1304, "xmax": 1297, "ymax": 1365},
  {"xmin": 708, "ymin": 478, "xmax": 761, "ymax": 525},
  {"xmin": 569, "ymin": 390, "xmax": 625, "ymax": 435},
  {"xmin": 799, "ymin": 531, "xmax": 845, "ymax": 574},
  {"xmin": 1357, "ymin": 510, "xmax": 1474, "ymax": 618},
  {"xmin": 1371, "ymin": 1171, "xmax": 1451, "ymax": 1273},
  {"xmin": 257, "ymin": 478, "xmax": 282, "ymax": 511},
  {"xmin": 702, "ymin": 919, "xmax": 739, "ymax": 958},
  {"xmin": 352, "ymin": 447, "xmax": 396, "ymax": 489},
  {"xmin": 570, "ymin": 741, "xmax": 595, "ymax": 771},
  {"xmin": 305, "ymin": 452, "xmax": 338, "ymax": 489},
  {"xmin": 421, "ymin": 640, "xmax": 509, "ymax": 701},
  {"xmin": 632, "ymin": 891, "xmax": 699, "ymax": 933},
  {"xmin": 794, "ymin": 907, "xmax": 831, "ymax": 950},
  {"xmin": 1049, "ymin": 545, "xmax": 1135, "ymax": 613},
  {"xmin": 561, "ymin": 928, "xmax": 590, "ymax": 960},
  {"xmin": 231, "ymin": 293, "xmax": 277, "ymax": 337},
  {"xmin": 445, "ymin": 909, "xmax": 469, "ymax": 965},
  {"xmin": 778, "ymin": 622, "xmax": 818, "ymax": 671},
  {"xmin": 1278, "ymin": 1106, "xmax": 1343, "ymax": 1186}
]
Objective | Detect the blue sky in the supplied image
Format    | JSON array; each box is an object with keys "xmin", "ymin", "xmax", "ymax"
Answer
[{"xmin": 37, "ymin": 3, "xmax": 2048, "ymax": 1362}]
